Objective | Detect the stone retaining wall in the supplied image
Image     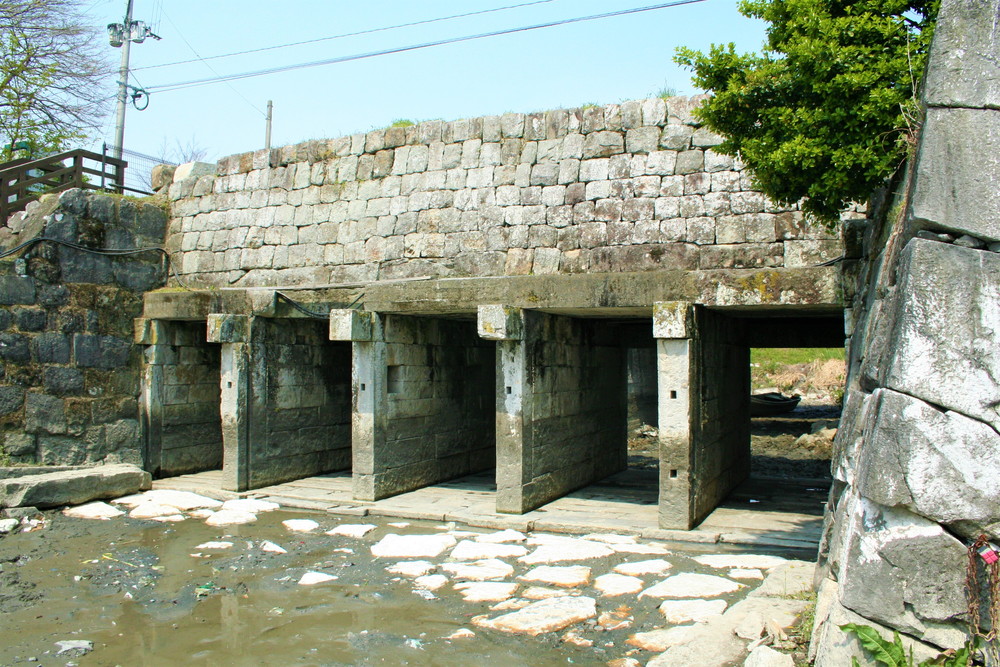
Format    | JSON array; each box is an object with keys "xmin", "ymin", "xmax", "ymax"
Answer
[
  {"xmin": 811, "ymin": 0, "xmax": 1000, "ymax": 662},
  {"xmin": 0, "ymin": 191, "xmax": 168, "ymax": 466},
  {"xmin": 164, "ymin": 96, "xmax": 846, "ymax": 287}
]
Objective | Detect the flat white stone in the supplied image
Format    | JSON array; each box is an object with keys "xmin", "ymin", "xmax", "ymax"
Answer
[
  {"xmin": 282, "ymin": 519, "xmax": 319, "ymax": 532},
  {"xmin": 388, "ymin": 521, "xmax": 410, "ymax": 528},
  {"xmin": 519, "ymin": 539, "xmax": 614, "ymax": 564},
  {"xmin": 222, "ymin": 498, "xmax": 279, "ymax": 513},
  {"xmin": 298, "ymin": 571, "xmax": 337, "ymax": 585},
  {"xmin": 63, "ymin": 502, "xmax": 123, "ymax": 520},
  {"xmin": 442, "ymin": 558, "xmax": 514, "ymax": 581},
  {"xmin": 614, "ymin": 558, "xmax": 674, "ymax": 576},
  {"xmin": 205, "ymin": 509, "xmax": 257, "ymax": 526},
  {"xmin": 55, "ymin": 640, "xmax": 93, "ymax": 655},
  {"xmin": 593, "ymin": 573, "xmax": 644, "ymax": 597},
  {"xmin": 474, "ymin": 596, "xmax": 597, "ymax": 635},
  {"xmin": 261, "ymin": 541, "xmax": 287, "ymax": 554},
  {"xmin": 626, "ymin": 625, "xmax": 699, "ymax": 651},
  {"xmin": 151, "ymin": 514, "xmax": 186, "ymax": 523},
  {"xmin": 454, "ymin": 581, "xmax": 519, "ymax": 602},
  {"xmin": 445, "ymin": 628, "xmax": 475, "ymax": 640},
  {"xmin": 729, "ymin": 568, "xmax": 764, "ymax": 580},
  {"xmin": 475, "ymin": 529, "xmax": 526, "ymax": 543},
  {"xmin": 195, "ymin": 541, "xmax": 233, "ymax": 550},
  {"xmin": 519, "ymin": 565, "xmax": 591, "ymax": 587},
  {"xmin": 111, "ymin": 493, "xmax": 148, "ymax": 507},
  {"xmin": 522, "ymin": 586, "xmax": 570, "ymax": 600},
  {"xmin": 658, "ymin": 599, "xmax": 728, "ymax": 623},
  {"xmin": 0, "ymin": 518, "xmax": 18, "ymax": 533},
  {"xmin": 597, "ymin": 610, "xmax": 633, "ymax": 631},
  {"xmin": 491, "ymin": 599, "xmax": 531, "ymax": 611},
  {"xmin": 371, "ymin": 533, "xmax": 457, "ymax": 558},
  {"xmin": 189, "ymin": 509, "xmax": 215, "ymax": 519},
  {"xmin": 562, "ymin": 630, "xmax": 593, "ymax": 647},
  {"xmin": 450, "ymin": 539, "xmax": 528, "ymax": 560},
  {"xmin": 744, "ymin": 645, "xmax": 795, "ymax": 667},
  {"xmin": 387, "ymin": 560, "xmax": 436, "ymax": 577},
  {"xmin": 415, "ymin": 574, "xmax": 449, "ymax": 591},
  {"xmin": 130, "ymin": 502, "xmax": 182, "ymax": 519},
  {"xmin": 136, "ymin": 489, "xmax": 222, "ymax": 510},
  {"xmin": 326, "ymin": 523, "xmax": 377, "ymax": 538},
  {"xmin": 640, "ymin": 573, "xmax": 743, "ymax": 599},
  {"xmin": 693, "ymin": 554, "xmax": 787, "ymax": 570}
]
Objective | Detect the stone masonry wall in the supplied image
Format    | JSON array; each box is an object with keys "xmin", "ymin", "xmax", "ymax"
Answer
[
  {"xmin": 0, "ymin": 190, "xmax": 168, "ymax": 467},
  {"xmin": 164, "ymin": 96, "xmax": 844, "ymax": 287},
  {"xmin": 811, "ymin": 1, "xmax": 1000, "ymax": 663}
]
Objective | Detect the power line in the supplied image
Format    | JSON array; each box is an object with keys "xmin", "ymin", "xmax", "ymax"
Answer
[
  {"xmin": 147, "ymin": 0, "xmax": 706, "ymax": 94},
  {"xmin": 133, "ymin": 0, "xmax": 560, "ymax": 72}
]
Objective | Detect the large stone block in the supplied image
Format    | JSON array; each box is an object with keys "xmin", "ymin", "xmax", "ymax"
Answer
[
  {"xmin": 910, "ymin": 108, "xmax": 1000, "ymax": 241},
  {"xmin": 885, "ymin": 239, "xmax": 1000, "ymax": 430},
  {"xmin": 838, "ymin": 498, "xmax": 968, "ymax": 643},
  {"xmin": 477, "ymin": 305, "xmax": 523, "ymax": 341},
  {"xmin": 74, "ymin": 334, "xmax": 131, "ymax": 369},
  {"xmin": 922, "ymin": 0, "xmax": 1000, "ymax": 109},
  {"xmin": 858, "ymin": 388, "xmax": 1000, "ymax": 540},
  {"xmin": 0, "ymin": 276, "xmax": 36, "ymax": 306},
  {"xmin": 0, "ymin": 463, "xmax": 151, "ymax": 508}
]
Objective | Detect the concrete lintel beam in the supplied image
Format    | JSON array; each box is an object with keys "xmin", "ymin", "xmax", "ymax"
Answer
[
  {"xmin": 133, "ymin": 318, "xmax": 168, "ymax": 345},
  {"xmin": 653, "ymin": 301, "xmax": 696, "ymax": 339},
  {"xmin": 329, "ymin": 309, "xmax": 375, "ymax": 341},
  {"xmin": 207, "ymin": 313, "xmax": 251, "ymax": 343},
  {"xmin": 477, "ymin": 305, "xmax": 524, "ymax": 341}
]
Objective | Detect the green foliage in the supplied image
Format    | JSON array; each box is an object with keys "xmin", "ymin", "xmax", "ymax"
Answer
[
  {"xmin": 389, "ymin": 119, "xmax": 415, "ymax": 128},
  {"xmin": 841, "ymin": 623, "xmax": 975, "ymax": 667},
  {"xmin": 675, "ymin": 0, "xmax": 938, "ymax": 225}
]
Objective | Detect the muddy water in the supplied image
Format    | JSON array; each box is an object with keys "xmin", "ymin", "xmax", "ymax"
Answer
[{"xmin": 1, "ymin": 511, "xmax": 617, "ymax": 666}]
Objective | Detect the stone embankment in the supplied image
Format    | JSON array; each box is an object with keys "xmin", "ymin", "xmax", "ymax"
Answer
[{"xmin": 162, "ymin": 96, "xmax": 845, "ymax": 287}]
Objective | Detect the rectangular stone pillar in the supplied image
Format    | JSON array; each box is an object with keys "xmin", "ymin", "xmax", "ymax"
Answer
[
  {"xmin": 480, "ymin": 305, "xmax": 627, "ymax": 514},
  {"xmin": 136, "ymin": 317, "xmax": 223, "ymax": 478},
  {"xmin": 654, "ymin": 302, "xmax": 749, "ymax": 529},
  {"xmin": 331, "ymin": 309, "xmax": 495, "ymax": 501},
  {"xmin": 209, "ymin": 314, "xmax": 253, "ymax": 492}
]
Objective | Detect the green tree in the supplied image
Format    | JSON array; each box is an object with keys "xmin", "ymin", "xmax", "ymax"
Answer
[
  {"xmin": 0, "ymin": 0, "xmax": 111, "ymax": 161},
  {"xmin": 675, "ymin": 0, "xmax": 938, "ymax": 225}
]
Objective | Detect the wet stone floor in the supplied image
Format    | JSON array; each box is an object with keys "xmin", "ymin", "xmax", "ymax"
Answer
[{"xmin": 0, "ymin": 491, "xmax": 814, "ymax": 666}]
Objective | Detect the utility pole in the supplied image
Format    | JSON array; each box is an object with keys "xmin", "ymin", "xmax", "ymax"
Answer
[
  {"xmin": 265, "ymin": 100, "xmax": 273, "ymax": 151},
  {"xmin": 107, "ymin": 1, "xmax": 160, "ymax": 165}
]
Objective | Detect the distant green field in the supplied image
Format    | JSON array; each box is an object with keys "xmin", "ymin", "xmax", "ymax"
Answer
[{"xmin": 751, "ymin": 347, "xmax": 845, "ymax": 367}]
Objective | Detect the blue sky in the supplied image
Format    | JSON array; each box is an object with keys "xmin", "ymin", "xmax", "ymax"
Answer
[{"xmin": 82, "ymin": 1, "xmax": 767, "ymax": 163}]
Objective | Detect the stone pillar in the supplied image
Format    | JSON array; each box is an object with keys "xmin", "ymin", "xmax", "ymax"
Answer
[
  {"xmin": 653, "ymin": 302, "xmax": 699, "ymax": 529},
  {"xmin": 479, "ymin": 305, "xmax": 627, "ymax": 514},
  {"xmin": 331, "ymin": 309, "xmax": 494, "ymax": 502},
  {"xmin": 135, "ymin": 318, "xmax": 167, "ymax": 475},
  {"xmin": 208, "ymin": 314, "xmax": 253, "ymax": 492}
]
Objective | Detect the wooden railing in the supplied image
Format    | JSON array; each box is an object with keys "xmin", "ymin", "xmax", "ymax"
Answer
[{"xmin": 0, "ymin": 149, "xmax": 144, "ymax": 224}]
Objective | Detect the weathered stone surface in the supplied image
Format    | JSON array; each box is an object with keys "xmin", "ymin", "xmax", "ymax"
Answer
[
  {"xmin": 62, "ymin": 501, "xmax": 124, "ymax": 520},
  {"xmin": 519, "ymin": 537, "xmax": 614, "ymax": 564},
  {"xmin": 911, "ymin": 109, "xmax": 1000, "ymax": 241},
  {"xmin": 205, "ymin": 509, "xmax": 257, "ymax": 526},
  {"xmin": 441, "ymin": 559, "xmax": 514, "ymax": 581},
  {"xmin": 0, "ymin": 464, "xmax": 150, "ymax": 508},
  {"xmin": 173, "ymin": 161, "xmax": 216, "ymax": 182},
  {"xmin": 371, "ymin": 533, "xmax": 457, "ymax": 558},
  {"xmin": 475, "ymin": 528, "xmax": 526, "ymax": 543},
  {"xmin": 519, "ymin": 565, "xmax": 591, "ymax": 587},
  {"xmin": 450, "ymin": 539, "xmax": 528, "ymax": 560},
  {"xmin": 327, "ymin": 523, "xmax": 377, "ymax": 538},
  {"xmin": 387, "ymin": 561, "xmax": 435, "ymax": 577},
  {"xmin": 454, "ymin": 581, "xmax": 519, "ymax": 602},
  {"xmin": 749, "ymin": 561, "xmax": 814, "ymax": 599},
  {"xmin": 858, "ymin": 388, "xmax": 1000, "ymax": 539},
  {"xmin": 744, "ymin": 645, "xmax": 794, "ymax": 667},
  {"xmin": 415, "ymin": 574, "xmax": 448, "ymax": 590},
  {"xmin": 640, "ymin": 573, "xmax": 743, "ymax": 598},
  {"xmin": 132, "ymin": 489, "xmax": 222, "ymax": 510},
  {"xmin": 130, "ymin": 502, "xmax": 183, "ymax": 519},
  {"xmin": 626, "ymin": 625, "xmax": 699, "ymax": 651},
  {"xmin": 658, "ymin": 598, "xmax": 727, "ymax": 623},
  {"xmin": 283, "ymin": 518, "xmax": 319, "ymax": 532},
  {"xmin": 693, "ymin": 554, "xmax": 787, "ymax": 570},
  {"xmin": 838, "ymin": 497, "xmax": 968, "ymax": 640},
  {"xmin": 222, "ymin": 498, "xmax": 279, "ymax": 513},
  {"xmin": 922, "ymin": 0, "xmax": 1000, "ymax": 109},
  {"xmin": 593, "ymin": 573, "xmax": 644, "ymax": 596},
  {"xmin": 884, "ymin": 240, "xmax": 1000, "ymax": 429},
  {"xmin": 195, "ymin": 541, "xmax": 233, "ymax": 550},
  {"xmin": 260, "ymin": 540, "xmax": 286, "ymax": 553},
  {"xmin": 299, "ymin": 571, "xmax": 337, "ymax": 585},
  {"xmin": 474, "ymin": 595, "xmax": 596, "ymax": 635},
  {"xmin": 613, "ymin": 558, "xmax": 673, "ymax": 576}
]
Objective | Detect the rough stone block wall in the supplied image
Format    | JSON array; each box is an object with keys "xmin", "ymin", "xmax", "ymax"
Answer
[
  {"xmin": 163, "ymin": 96, "xmax": 844, "ymax": 287},
  {"xmin": 0, "ymin": 190, "xmax": 167, "ymax": 466},
  {"xmin": 358, "ymin": 315, "xmax": 494, "ymax": 499},
  {"xmin": 499, "ymin": 311, "xmax": 626, "ymax": 512},
  {"xmin": 148, "ymin": 321, "xmax": 222, "ymax": 476},
  {"xmin": 250, "ymin": 318, "xmax": 352, "ymax": 487},
  {"xmin": 812, "ymin": 0, "xmax": 1000, "ymax": 662},
  {"xmin": 692, "ymin": 310, "xmax": 749, "ymax": 524}
]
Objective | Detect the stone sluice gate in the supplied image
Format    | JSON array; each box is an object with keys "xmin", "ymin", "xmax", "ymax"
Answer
[{"xmin": 1, "ymin": 94, "xmax": 848, "ymax": 531}]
